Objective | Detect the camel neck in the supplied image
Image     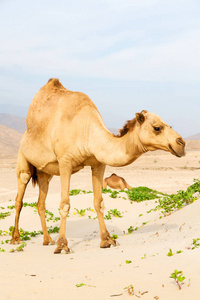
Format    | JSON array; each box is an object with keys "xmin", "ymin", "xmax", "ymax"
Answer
[{"xmin": 90, "ymin": 127, "xmax": 147, "ymax": 167}]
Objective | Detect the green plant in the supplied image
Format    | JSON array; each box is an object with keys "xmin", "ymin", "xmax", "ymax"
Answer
[
  {"xmin": 74, "ymin": 208, "xmax": 86, "ymax": 216},
  {"xmin": 70, "ymin": 189, "xmax": 92, "ymax": 196},
  {"xmin": 142, "ymin": 221, "xmax": 148, "ymax": 226},
  {"xmin": 170, "ymin": 270, "xmax": 185, "ymax": 290},
  {"xmin": 111, "ymin": 209, "xmax": 122, "ymax": 217},
  {"xmin": 124, "ymin": 285, "xmax": 134, "ymax": 295},
  {"xmin": 125, "ymin": 186, "xmax": 162, "ymax": 202},
  {"xmin": 0, "ymin": 211, "xmax": 11, "ymax": 219},
  {"xmin": 110, "ymin": 191, "xmax": 119, "ymax": 198},
  {"xmin": 0, "ymin": 230, "xmax": 8, "ymax": 236},
  {"xmin": 7, "ymin": 205, "xmax": 15, "ymax": 209},
  {"xmin": 10, "ymin": 242, "xmax": 27, "ymax": 253},
  {"xmin": 76, "ymin": 283, "xmax": 86, "ymax": 287},
  {"xmin": 48, "ymin": 226, "xmax": 60, "ymax": 234},
  {"xmin": 191, "ymin": 238, "xmax": 200, "ymax": 250},
  {"xmin": 102, "ymin": 188, "xmax": 113, "ymax": 194},
  {"xmin": 0, "ymin": 248, "xmax": 5, "ymax": 252},
  {"xmin": 111, "ymin": 234, "xmax": 118, "ymax": 239},
  {"xmin": 70, "ymin": 189, "xmax": 82, "ymax": 196},
  {"xmin": 127, "ymin": 226, "xmax": 138, "ymax": 234},
  {"xmin": 157, "ymin": 179, "xmax": 200, "ymax": 214},
  {"xmin": 23, "ymin": 202, "xmax": 37, "ymax": 208},
  {"xmin": 104, "ymin": 209, "xmax": 122, "ymax": 219},
  {"xmin": 167, "ymin": 248, "xmax": 173, "ymax": 257},
  {"xmin": 125, "ymin": 260, "xmax": 132, "ymax": 264},
  {"xmin": 104, "ymin": 211, "xmax": 112, "ymax": 220}
]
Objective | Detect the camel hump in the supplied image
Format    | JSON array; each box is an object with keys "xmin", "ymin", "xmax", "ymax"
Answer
[{"xmin": 46, "ymin": 78, "xmax": 66, "ymax": 90}]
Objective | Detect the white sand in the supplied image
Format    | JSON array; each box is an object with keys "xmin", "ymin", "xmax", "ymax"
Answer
[{"xmin": 0, "ymin": 150, "xmax": 200, "ymax": 300}]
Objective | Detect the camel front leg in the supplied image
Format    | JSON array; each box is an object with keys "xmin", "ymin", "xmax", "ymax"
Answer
[
  {"xmin": 54, "ymin": 161, "xmax": 72, "ymax": 254},
  {"xmin": 37, "ymin": 172, "xmax": 55, "ymax": 246},
  {"xmin": 92, "ymin": 164, "xmax": 116, "ymax": 248}
]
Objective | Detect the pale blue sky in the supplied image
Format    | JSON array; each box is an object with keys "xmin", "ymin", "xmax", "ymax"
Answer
[{"xmin": 0, "ymin": 0, "xmax": 200, "ymax": 137}]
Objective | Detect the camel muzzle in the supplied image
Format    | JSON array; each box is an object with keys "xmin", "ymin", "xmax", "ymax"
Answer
[{"xmin": 169, "ymin": 140, "xmax": 185, "ymax": 157}]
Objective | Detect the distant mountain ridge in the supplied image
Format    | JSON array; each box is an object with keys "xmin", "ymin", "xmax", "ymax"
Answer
[
  {"xmin": 0, "ymin": 113, "xmax": 26, "ymax": 133},
  {"xmin": 0, "ymin": 124, "xmax": 22, "ymax": 158},
  {"xmin": 185, "ymin": 132, "xmax": 200, "ymax": 140}
]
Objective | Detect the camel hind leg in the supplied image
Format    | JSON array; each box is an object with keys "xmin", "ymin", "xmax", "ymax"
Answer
[
  {"xmin": 103, "ymin": 179, "xmax": 107, "ymax": 189},
  {"xmin": 125, "ymin": 182, "xmax": 132, "ymax": 189},
  {"xmin": 36, "ymin": 172, "xmax": 55, "ymax": 245},
  {"xmin": 92, "ymin": 164, "xmax": 116, "ymax": 248},
  {"xmin": 11, "ymin": 149, "xmax": 33, "ymax": 244}
]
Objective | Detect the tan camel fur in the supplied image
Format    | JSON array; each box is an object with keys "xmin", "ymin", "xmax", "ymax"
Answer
[
  {"xmin": 103, "ymin": 173, "xmax": 132, "ymax": 190},
  {"xmin": 11, "ymin": 78, "xmax": 185, "ymax": 253}
]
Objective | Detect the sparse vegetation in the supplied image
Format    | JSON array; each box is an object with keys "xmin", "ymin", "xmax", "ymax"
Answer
[
  {"xmin": 167, "ymin": 248, "xmax": 173, "ymax": 256},
  {"xmin": 127, "ymin": 226, "xmax": 138, "ymax": 234},
  {"xmin": 125, "ymin": 260, "xmax": 132, "ymax": 264},
  {"xmin": 74, "ymin": 208, "xmax": 86, "ymax": 216},
  {"xmin": 10, "ymin": 242, "xmax": 27, "ymax": 253},
  {"xmin": 70, "ymin": 189, "xmax": 92, "ymax": 196},
  {"xmin": 191, "ymin": 238, "xmax": 200, "ymax": 250},
  {"xmin": 111, "ymin": 234, "xmax": 118, "ymax": 239},
  {"xmin": 104, "ymin": 209, "xmax": 122, "ymax": 220},
  {"xmin": 124, "ymin": 285, "xmax": 134, "ymax": 295},
  {"xmin": 125, "ymin": 186, "xmax": 163, "ymax": 202},
  {"xmin": 170, "ymin": 270, "xmax": 185, "ymax": 290},
  {"xmin": 0, "ymin": 211, "xmax": 11, "ymax": 219}
]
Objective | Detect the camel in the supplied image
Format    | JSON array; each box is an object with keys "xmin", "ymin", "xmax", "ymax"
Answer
[
  {"xmin": 103, "ymin": 173, "xmax": 132, "ymax": 190},
  {"xmin": 11, "ymin": 78, "xmax": 185, "ymax": 254}
]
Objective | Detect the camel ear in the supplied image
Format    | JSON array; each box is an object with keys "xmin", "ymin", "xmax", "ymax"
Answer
[{"xmin": 135, "ymin": 112, "xmax": 145, "ymax": 124}]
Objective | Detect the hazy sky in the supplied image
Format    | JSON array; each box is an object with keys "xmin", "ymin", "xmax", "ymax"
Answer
[{"xmin": 0, "ymin": 0, "xmax": 200, "ymax": 137}]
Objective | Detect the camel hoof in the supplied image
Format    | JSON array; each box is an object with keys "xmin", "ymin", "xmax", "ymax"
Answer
[
  {"xmin": 54, "ymin": 245, "xmax": 70, "ymax": 254},
  {"xmin": 100, "ymin": 238, "xmax": 117, "ymax": 248},
  {"xmin": 10, "ymin": 238, "xmax": 21, "ymax": 245},
  {"xmin": 43, "ymin": 239, "xmax": 55, "ymax": 246},
  {"xmin": 61, "ymin": 248, "xmax": 74, "ymax": 254}
]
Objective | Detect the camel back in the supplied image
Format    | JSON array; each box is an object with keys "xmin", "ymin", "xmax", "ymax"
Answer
[{"xmin": 26, "ymin": 78, "xmax": 99, "ymax": 134}]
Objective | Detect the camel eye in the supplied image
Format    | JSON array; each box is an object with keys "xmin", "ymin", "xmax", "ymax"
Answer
[{"xmin": 154, "ymin": 127, "xmax": 160, "ymax": 132}]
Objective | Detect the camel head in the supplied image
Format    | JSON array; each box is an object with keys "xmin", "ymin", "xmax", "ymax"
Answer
[{"xmin": 134, "ymin": 110, "xmax": 185, "ymax": 157}]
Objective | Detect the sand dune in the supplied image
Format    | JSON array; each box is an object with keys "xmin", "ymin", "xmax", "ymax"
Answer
[{"xmin": 0, "ymin": 150, "xmax": 200, "ymax": 300}]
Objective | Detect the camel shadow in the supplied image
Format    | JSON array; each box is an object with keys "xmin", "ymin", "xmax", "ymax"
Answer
[
  {"xmin": 49, "ymin": 219, "xmax": 178, "ymax": 250},
  {"xmin": 132, "ymin": 223, "xmax": 178, "ymax": 234},
  {"xmin": 53, "ymin": 219, "xmax": 178, "ymax": 240}
]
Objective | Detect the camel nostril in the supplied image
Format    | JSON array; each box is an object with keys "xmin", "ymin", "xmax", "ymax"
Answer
[{"xmin": 176, "ymin": 137, "xmax": 185, "ymax": 146}]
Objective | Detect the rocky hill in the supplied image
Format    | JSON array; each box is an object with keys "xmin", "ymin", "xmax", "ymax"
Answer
[
  {"xmin": 185, "ymin": 132, "xmax": 200, "ymax": 140},
  {"xmin": 0, "ymin": 113, "xmax": 26, "ymax": 133},
  {"xmin": 0, "ymin": 124, "xmax": 22, "ymax": 158}
]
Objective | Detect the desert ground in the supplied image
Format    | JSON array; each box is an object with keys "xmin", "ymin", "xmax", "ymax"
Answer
[{"xmin": 0, "ymin": 147, "xmax": 200, "ymax": 300}]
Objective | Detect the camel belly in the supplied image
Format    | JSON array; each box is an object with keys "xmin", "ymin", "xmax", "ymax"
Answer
[
  {"xmin": 37, "ymin": 162, "xmax": 85, "ymax": 176},
  {"xmin": 37, "ymin": 161, "xmax": 60, "ymax": 175}
]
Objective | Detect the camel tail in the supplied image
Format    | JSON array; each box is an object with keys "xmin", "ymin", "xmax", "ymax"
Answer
[{"xmin": 32, "ymin": 166, "xmax": 38, "ymax": 187}]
